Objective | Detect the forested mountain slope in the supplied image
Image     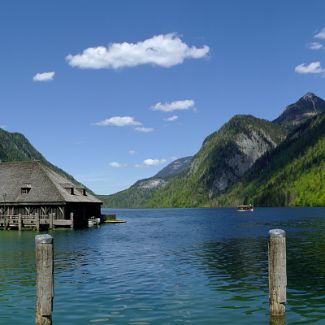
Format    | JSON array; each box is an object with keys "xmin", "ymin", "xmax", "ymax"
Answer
[
  {"xmin": 145, "ymin": 115, "xmax": 286, "ymax": 207},
  {"xmin": 216, "ymin": 113, "xmax": 325, "ymax": 207}
]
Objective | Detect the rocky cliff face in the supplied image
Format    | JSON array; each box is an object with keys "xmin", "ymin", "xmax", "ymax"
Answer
[
  {"xmin": 135, "ymin": 178, "xmax": 166, "ymax": 190},
  {"xmin": 155, "ymin": 156, "xmax": 192, "ymax": 179},
  {"xmin": 210, "ymin": 131, "xmax": 277, "ymax": 192},
  {"xmin": 188, "ymin": 115, "xmax": 287, "ymax": 196},
  {"xmin": 217, "ymin": 113, "xmax": 325, "ymax": 207}
]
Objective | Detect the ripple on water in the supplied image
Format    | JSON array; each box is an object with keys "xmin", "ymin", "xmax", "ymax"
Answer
[{"xmin": 1, "ymin": 208, "xmax": 325, "ymax": 324}]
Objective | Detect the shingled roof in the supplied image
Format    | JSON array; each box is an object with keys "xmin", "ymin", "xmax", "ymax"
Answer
[{"xmin": 0, "ymin": 161, "xmax": 102, "ymax": 204}]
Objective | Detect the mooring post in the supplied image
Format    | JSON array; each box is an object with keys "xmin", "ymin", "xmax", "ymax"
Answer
[
  {"xmin": 35, "ymin": 234, "xmax": 54, "ymax": 325},
  {"xmin": 18, "ymin": 213, "xmax": 22, "ymax": 231},
  {"xmin": 268, "ymin": 229, "xmax": 286, "ymax": 318}
]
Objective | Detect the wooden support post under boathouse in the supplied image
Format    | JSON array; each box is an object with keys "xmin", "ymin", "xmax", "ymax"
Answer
[{"xmin": 0, "ymin": 161, "xmax": 102, "ymax": 230}]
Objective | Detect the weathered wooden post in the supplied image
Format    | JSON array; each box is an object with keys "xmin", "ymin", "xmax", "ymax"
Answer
[
  {"xmin": 35, "ymin": 234, "xmax": 54, "ymax": 325},
  {"xmin": 35, "ymin": 213, "xmax": 40, "ymax": 231},
  {"xmin": 70, "ymin": 212, "xmax": 74, "ymax": 229},
  {"xmin": 49, "ymin": 213, "xmax": 53, "ymax": 230},
  {"xmin": 4, "ymin": 208, "xmax": 8, "ymax": 230},
  {"xmin": 268, "ymin": 229, "xmax": 286, "ymax": 318},
  {"xmin": 18, "ymin": 214, "xmax": 22, "ymax": 231},
  {"xmin": 4, "ymin": 215, "xmax": 8, "ymax": 230}
]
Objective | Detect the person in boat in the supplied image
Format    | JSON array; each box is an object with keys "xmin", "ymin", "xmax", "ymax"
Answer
[{"xmin": 237, "ymin": 204, "xmax": 254, "ymax": 211}]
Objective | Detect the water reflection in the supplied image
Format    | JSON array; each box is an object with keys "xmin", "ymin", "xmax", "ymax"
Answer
[
  {"xmin": 269, "ymin": 316, "xmax": 285, "ymax": 325},
  {"xmin": 191, "ymin": 215, "xmax": 325, "ymax": 324},
  {"xmin": 194, "ymin": 238, "xmax": 268, "ymax": 289}
]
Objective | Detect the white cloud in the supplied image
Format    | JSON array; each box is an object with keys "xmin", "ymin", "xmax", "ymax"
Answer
[
  {"xmin": 66, "ymin": 33, "xmax": 209, "ymax": 69},
  {"xmin": 95, "ymin": 116, "xmax": 141, "ymax": 127},
  {"xmin": 144, "ymin": 158, "xmax": 167, "ymax": 166},
  {"xmin": 152, "ymin": 99, "xmax": 195, "ymax": 112},
  {"xmin": 314, "ymin": 27, "xmax": 325, "ymax": 39},
  {"xmin": 294, "ymin": 61, "xmax": 324, "ymax": 74},
  {"xmin": 128, "ymin": 150, "xmax": 136, "ymax": 155},
  {"xmin": 309, "ymin": 42, "xmax": 323, "ymax": 50},
  {"xmin": 165, "ymin": 115, "xmax": 178, "ymax": 122},
  {"xmin": 33, "ymin": 71, "xmax": 55, "ymax": 82},
  {"xmin": 135, "ymin": 158, "xmax": 167, "ymax": 168},
  {"xmin": 135, "ymin": 127, "xmax": 154, "ymax": 133},
  {"xmin": 109, "ymin": 161, "xmax": 125, "ymax": 168}
]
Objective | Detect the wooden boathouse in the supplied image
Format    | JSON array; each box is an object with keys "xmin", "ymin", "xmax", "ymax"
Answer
[{"xmin": 0, "ymin": 161, "xmax": 102, "ymax": 230}]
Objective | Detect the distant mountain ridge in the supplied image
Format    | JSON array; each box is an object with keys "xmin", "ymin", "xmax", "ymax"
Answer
[
  {"xmin": 101, "ymin": 92, "xmax": 325, "ymax": 208},
  {"xmin": 273, "ymin": 92, "xmax": 325, "ymax": 129},
  {"xmin": 98, "ymin": 156, "xmax": 192, "ymax": 208},
  {"xmin": 155, "ymin": 156, "xmax": 192, "ymax": 179}
]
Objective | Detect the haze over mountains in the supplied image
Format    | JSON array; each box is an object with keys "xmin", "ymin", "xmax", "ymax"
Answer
[{"xmin": 100, "ymin": 92, "xmax": 325, "ymax": 208}]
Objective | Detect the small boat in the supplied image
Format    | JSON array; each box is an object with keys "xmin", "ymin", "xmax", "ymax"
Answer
[
  {"xmin": 88, "ymin": 217, "xmax": 101, "ymax": 227},
  {"xmin": 236, "ymin": 204, "xmax": 254, "ymax": 212}
]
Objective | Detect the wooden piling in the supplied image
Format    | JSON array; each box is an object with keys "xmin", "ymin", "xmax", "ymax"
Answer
[
  {"xmin": 268, "ymin": 229, "xmax": 286, "ymax": 317},
  {"xmin": 49, "ymin": 213, "xmax": 53, "ymax": 230},
  {"xmin": 18, "ymin": 214, "xmax": 22, "ymax": 231},
  {"xmin": 70, "ymin": 212, "xmax": 74, "ymax": 229},
  {"xmin": 4, "ymin": 210, "xmax": 8, "ymax": 230},
  {"xmin": 35, "ymin": 213, "xmax": 40, "ymax": 231},
  {"xmin": 35, "ymin": 234, "xmax": 54, "ymax": 325}
]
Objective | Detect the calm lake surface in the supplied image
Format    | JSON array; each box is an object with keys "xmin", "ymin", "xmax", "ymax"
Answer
[{"xmin": 1, "ymin": 208, "xmax": 325, "ymax": 324}]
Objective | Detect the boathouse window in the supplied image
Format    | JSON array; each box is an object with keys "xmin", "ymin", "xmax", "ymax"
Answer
[
  {"xmin": 64, "ymin": 187, "xmax": 75, "ymax": 195},
  {"xmin": 21, "ymin": 187, "xmax": 31, "ymax": 194},
  {"xmin": 76, "ymin": 187, "xmax": 87, "ymax": 196}
]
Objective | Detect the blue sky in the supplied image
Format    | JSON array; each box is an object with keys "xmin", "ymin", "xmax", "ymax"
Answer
[{"xmin": 1, "ymin": 0, "xmax": 325, "ymax": 194}]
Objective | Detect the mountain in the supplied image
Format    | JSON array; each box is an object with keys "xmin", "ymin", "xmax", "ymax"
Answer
[
  {"xmin": 102, "ymin": 115, "xmax": 287, "ymax": 208},
  {"xmin": 99, "ymin": 157, "xmax": 192, "ymax": 208},
  {"xmin": 0, "ymin": 128, "xmax": 84, "ymax": 188},
  {"xmin": 216, "ymin": 113, "xmax": 325, "ymax": 207},
  {"xmin": 145, "ymin": 115, "xmax": 286, "ymax": 207},
  {"xmin": 273, "ymin": 92, "xmax": 325, "ymax": 129},
  {"xmin": 102, "ymin": 92, "xmax": 325, "ymax": 208}
]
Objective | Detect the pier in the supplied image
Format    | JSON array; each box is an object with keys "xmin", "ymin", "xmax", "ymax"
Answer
[{"xmin": 0, "ymin": 212, "xmax": 74, "ymax": 230}]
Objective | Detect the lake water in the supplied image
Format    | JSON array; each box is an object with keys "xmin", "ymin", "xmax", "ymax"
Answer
[{"xmin": 1, "ymin": 208, "xmax": 325, "ymax": 324}]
